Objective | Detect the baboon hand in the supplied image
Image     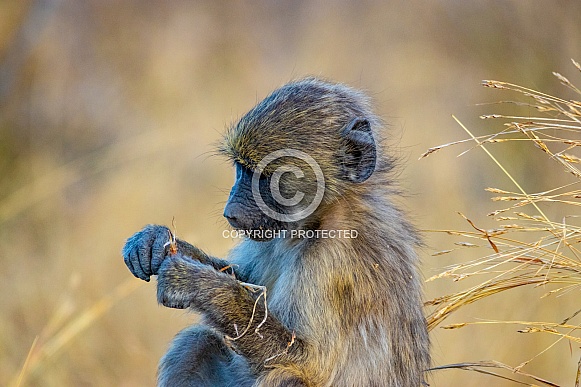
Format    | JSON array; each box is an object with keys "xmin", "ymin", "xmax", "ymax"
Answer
[
  {"xmin": 156, "ymin": 254, "xmax": 209, "ymax": 309},
  {"xmin": 122, "ymin": 224, "xmax": 173, "ymax": 282}
]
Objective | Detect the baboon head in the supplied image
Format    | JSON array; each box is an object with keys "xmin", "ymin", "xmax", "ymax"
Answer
[{"xmin": 219, "ymin": 78, "xmax": 381, "ymax": 240}]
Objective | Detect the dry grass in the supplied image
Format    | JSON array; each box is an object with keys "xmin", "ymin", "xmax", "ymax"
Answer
[
  {"xmin": 422, "ymin": 59, "xmax": 581, "ymax": 385},
  {"xmin": 10, "ymin": 279, "xmax": 143, "ymax": 387}
]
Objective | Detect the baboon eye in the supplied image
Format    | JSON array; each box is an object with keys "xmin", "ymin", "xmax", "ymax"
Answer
[{"xmin": 234, "ymin": 162, "xmax": 269, "ymax": 186}]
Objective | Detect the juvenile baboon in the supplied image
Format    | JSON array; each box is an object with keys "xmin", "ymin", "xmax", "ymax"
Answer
[{"xmin": 122, "ymin": 78, "xmax": 430, "ymax": 386}]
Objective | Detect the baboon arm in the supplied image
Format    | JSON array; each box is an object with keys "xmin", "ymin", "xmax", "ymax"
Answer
[
  {"xmin": 175, "ymin": 239, "xmax": 251, "ymax": 283},
  {"xmin": 175, "ymin": 239, "xmax": 228, "ymax": 269},
  {"xmin": 157, "ymin": 254, "xmax": 305, "ymax": 371}
]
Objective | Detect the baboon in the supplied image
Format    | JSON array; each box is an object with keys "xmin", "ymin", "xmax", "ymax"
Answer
[{"xmin": 122, "ymin": 78, "xmax": 430, "ymax": 386}]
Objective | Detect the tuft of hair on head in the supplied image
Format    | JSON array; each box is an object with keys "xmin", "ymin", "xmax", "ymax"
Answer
[{"xmin": 219, "ymin": 77, "xmax": 396, "ymax": 200}]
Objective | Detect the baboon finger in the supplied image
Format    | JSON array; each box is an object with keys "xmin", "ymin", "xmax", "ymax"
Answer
[
  {"xmin": 151, "ymin": 232, "xmax": 169, "ymax": 275},
  {"xmin": 131, "ymin": 247, "xmax": 150, "ymax": 281}
]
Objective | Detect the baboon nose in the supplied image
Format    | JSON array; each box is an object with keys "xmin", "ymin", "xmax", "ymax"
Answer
[{"xmin": 223, "ymin": 203, "xmax": 244, "ymax": 229}]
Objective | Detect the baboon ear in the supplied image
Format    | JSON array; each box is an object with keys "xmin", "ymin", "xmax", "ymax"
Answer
[{"xmin": 340, "ymin": 118, "xmax": 377, "ymax": 183}]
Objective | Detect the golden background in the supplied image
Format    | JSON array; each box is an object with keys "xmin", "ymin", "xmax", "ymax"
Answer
[{"xmin": 1, "ymin": 1, "xmax": 580, "ymax": 386}]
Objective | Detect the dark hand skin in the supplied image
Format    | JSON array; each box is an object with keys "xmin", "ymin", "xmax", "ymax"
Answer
[{"xmin": 122, "ymin": 225, "xmax": 305, "ymax": 372}]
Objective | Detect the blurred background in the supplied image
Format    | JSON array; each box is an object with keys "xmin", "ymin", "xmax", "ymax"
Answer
[{"xmin": 1, "ymin": 1, "xmax": 581, "ymax": 386}]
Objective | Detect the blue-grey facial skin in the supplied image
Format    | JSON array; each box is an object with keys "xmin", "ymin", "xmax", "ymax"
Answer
[
  {"xmin": 223, "ymin": 161, "xmax": 315, "ymax": 241},
  {"xmin": 223, "ymin": 163, "xmax": 284, "ymax": 239},
  {"xmin": 122, "ymin": 77, "xmax": 430, "ymax": 387}
]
